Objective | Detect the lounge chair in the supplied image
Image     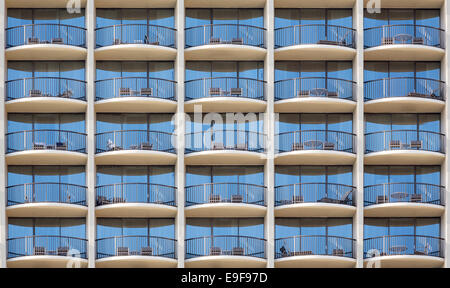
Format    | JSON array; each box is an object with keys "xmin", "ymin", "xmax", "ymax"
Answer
[
  {"xmin": 107, "ymin": 139, "xmax": 122, "ymax": 151},
  {"xmin": 236, "ymin": 143, "xmax": 248, "ymax": 150},
  {"xmin": 292, "ymin": 251, "xmax": 313, "ymax": 256}
]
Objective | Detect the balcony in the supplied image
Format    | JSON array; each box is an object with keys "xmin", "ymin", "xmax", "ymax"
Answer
[
  {"xmin": 7, "ymin": 235, "xmax": 88, "ymax": 268},
  {"xmin": 364, "ymin": 25, "xmax": 445, "ymax": 61},
  {"xmin": 185, "ymin": 24, "xmax": 266, "ymax": 60},
  {"xmin": 96, "ymin": 236, "xmax": 177, "ymax": 268},
  {"xmin": 95, "ymin": 77, "xmax": 177, "ymax": 113},
  {"xmin": 275, "ymin": 130, "xmax": 356, "ymax": 165},
  {"xmin": 364, "ymin": 77, "xmax": 445, "ymax": 113},
  {"xmin": 365, "ymin": 130, "xmax": 445, "ymax": 165},
  {"xmin": 275, "ymin": 25, "xmax": 356, "ymax": 60},
  {"xmin": 95, "ymin": 24, "xmax": 177, "ymax": 60},
  {"xmin": 364, "ymin": 235, "xmax": 444, "ymax": 268},
  {"xmin": 185, "ymin": 0, "xmax": 266, "ymax": 8},
  {"xmin": 185, "ymin": 183, "xmax": 266, "ymax": 217},
  {"xmin": 275, "ymin": 235, "xmax": 356, "ymax": 268},
  {"xmin": 95, "ymin": 183, "xmax": 177, "ymax": 217},
  {"xmin": 185, "ymin": 77, "xmax": 266, "ymax": 112},
  {"xmin": 6, "ymin": 77, "xmax": 87, "ymax": 113},
  {"xmin": 95, "ymin": 130, "xmax": 176, "ymax": 165},
  {"xmin": 364, "ymin": 183, "xmax": 445, "ymax": 217},
  {"xmin": 274, "ymin": 77, "xmax": 356, "ymax": 113},
  {"xmin": 6, "ymin": 182, "xmax": 87, "ymax": 217},
  {"xmin": 6, "ymin": 130, "xmax": 87, "ymax": 165},
  {"xmin": 6, "ymin": 24, "xmax": 86, "ymax": 60},
  {"xmin": 185, "ymin": 235, "xmax": 266, "ymax": 268},
  {"xmin": 275, "ymin": 183, "xmax": 355, "ymax": 217}
]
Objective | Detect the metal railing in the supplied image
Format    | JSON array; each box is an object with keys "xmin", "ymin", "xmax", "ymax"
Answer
[
  {"xmin": 6, "ymin": 77, "xmax": 86, "ymax": 101},
  {"xmin": 185, "ymin": 24, "xmax": 266, "ymax": 48},
  {"xmin": 96, "ymin": 130, "xmax": 175, "ymax": 154},
  {"xmin": 185, "ymin": 129, "xmax": 265, "ymax": 154},
  {"xmin": 8, "ymin": 235, "xmax": 88, "ymax": 259},
  {"xmin": 95, "ymin": 77, "xmax": 176, "ymax": 101},
  {"xmin": 275, "ymin": 24, "xmax": 355, "ymax": 48},
  {"xmin": 185, "ymin": 183, "xmax": 266, "ymax": 207},
  {"xmin": 275, "ymin": 77, "xmax": 355, "ymax": 101},
  {"xmin": 275, "ymin": 235, "xmax": 355, "ymax": 259},
  {"xmin": 275, "ymin": 183, "xmax": 355, "ymax": 207},
  {"xmin": 276, "ymin": 130, "xmax": 355, "ymax": 153},
  {"xmin": 6, "ymin": 24, "xmax": 86, "ymax": 48},
  {"xmin": 185, "ymin": 77, "xmax": 266, "ymax": 101},
  {"xmin": 364, "ymin": 182, "xmax": 444, "ymax": 206},
  {"xmin": 6, "ymin": 129, "xmax": 87, "ymax": 154},
  {"xmin": 364, "ymin": 77, "xmax": 445, "ymax": 102},
  {"xmin": 364, "ymin": 24, "xmax": 444, "ymax": 49},
  {"xmin": 365, "ymin": 130, "xmax": 445, "ymax": 154},
  {"xmin": 7, "ymin": 182, "xmax": 87, "ymax": 206},
  {"xmin": 364, "ymin": 235, "xmax": 444, "ymax": 258},
  {"xmin": 95, "ymin": 24, "xmax": 176, "ymax": 48},
  {"xmin": 96, "ymin": 235, "xmax": 177, "ymax": 260},
  {"xmin": 96, "ymin": 183, "xmax": 176, "ymax": 206},
  {"xmin": 185, "ymin": 235, "xmax": 266, "ymax": 259}
]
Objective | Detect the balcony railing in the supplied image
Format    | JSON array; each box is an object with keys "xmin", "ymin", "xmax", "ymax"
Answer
[
  {"xmin": 185, "ymin": 130, "xmax": 265, "ymax": 154},
  {"xmin": 185, "ymin": 235, "xmax": 266, "ymax": 259},
  {"xmin": 95, "ymin": 24, "xmax": 176, "ymax": 48},
  {"xmin": 275, "ymin": 183, "xmax": 355, "ymax": 207},
  {"xmin": 275, "ymin": 235, "xmax": 355, "ymax": 259},
  {"xmin": 96, "ymin": 130, "xmax": 175, "ymax": 154},
  {"xmin": 276, "ymin": 130, "xmax": 355, "ymax": 153},
  {"xmin": 185, "ymin": 183, "xmax": 266, "ymax": 207},
  {"xmin": 6, "ymin": 130, "xmax": 87, "ymax": 154},
  {"xmin": 185, "ymin": 24, "xmax": 266, "ymax": 48},
  {"xmin": 96, "ymin": 235, "xmax": 177, "ymax": 260},
  {"xmin": 364, "ymin": 77, "xmax": 445, "ymax": 102},
  {"xmin": 275, "ymin": 24, "xmax": 355, "ymax": 49},
  {"xmin": 96, "ymin": 183, "xmax": 176, "ymax": 206},
  {"xmin": 185, "ymin": 77, "xmax": 266, "ymax": 101},
  {"xmin": 275, "ymin": 77, "xmax": 355, "ymax": 101},
  {"xmin": 7, "ymin": 182, "xmax": 87, "ymax": 206},
  {"xmin": 365, "ymin": 130, "xmax": 445, "ymax": 154},
  {"xmin": 364, "ymin": 182, "xmax": 444, "ymax": 207},
  {"xmin": 6, "ymin": 77, "xmax": 86, "ymax": 101},
  {"xmin": 364, "ymin": 235, "xmax": 444, "ymax": 258},
  {"xmin": 364, "ymin": 24, "xmax": 444, "ymax": 49},
  {"xmin": 6, "ymin": 24, "xmax": 86, "ymax": 48},
  {"xmin": 95, "ymin": 77, "xmax": 176, "ymax": 101},
  {"xmin": 8, "ymin": 235, "xmax": 88, "ymax": 259}
]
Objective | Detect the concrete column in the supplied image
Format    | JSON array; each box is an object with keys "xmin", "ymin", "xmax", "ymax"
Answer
[{"xmin": 0, "ymin": 0, "xmax": 6, "ymax": 269}]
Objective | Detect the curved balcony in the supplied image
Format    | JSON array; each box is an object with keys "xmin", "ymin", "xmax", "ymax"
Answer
[
  {"xmin": 275, "ymin": 25, "xmax": 356, "ymax": 60},
  {"xmin": 95, "ymin": 130, "xmax": 176, "ymax": 165},
  {"xmin": 275, "ymin": 77, "xmax": 356, "ymax": 113},
  {"xmin": 95, "ymin": 183, "xmax": 176, "ymax": 217},
  {"xmin": 365, "ymin": 130, "xmax": 445, "ymax": 165},
  {"xmin": 364, "ymin": 235, "xmax": 444, "ymax": 268},
  {"xmin": 7, "ymin": 182, "xmax": 87, "ymax": 217},
  {"xmin": 275, "ymin": 130, "xmax": 356, "ymax": 165},
  {"xmin": 185, "ymin": 183, "xmax": 266, "ymax": 217},
  {"xmin": 364, "ymin": 183, "xmax": 444, "ymax": 217},
  {"xmin": 275, "ymin": 183, "xmax": 355, "ymax": 217},
  {"xmin": 95, "ymin": 77, "xmax": 177, "ymax": 112},
  {"xmin": 7, "ymin": 235, "xmax": 88, "ymax": 268},
  {"xmin": 185, "ymin": 77, "xmax": 266, "ymax": 112},
  {"xmin": 185, "ymin": 235, "xmax": 266, "ymax": 268},
  {"xmin": 185, "ymin": 24, "xmax": 266, "ymax": 60},
  {"xmin": 95, "ymin": 24, "xmax": 176, "ymax": 60},
  {"xmin": 96, "ymin": 236, "xmax": 177, "ymax": 268},
  {"xmin": 364, "ymin": 77, "xmax": 445, "ymax": 113},
  {"xmin": 275, "ymin": 235, "xmax": 356, "ymax": 268},
  {"xmin": 185, "ymin": 130, "xmax": 266, "ymax": 165},
  {"xmin": 6, "ymin": 24, "xmax": 86, "ymax": 60},
  {"xmin": 6, "ymin": 130, "xmax": 87, "ymax": 165},
  {"xmin": 6, "ymin": 77, "xmax": 87, "ymax": 113},
  {"xmin": 364, "ymin": 25, "xmax": 445, "ymax": 61}
]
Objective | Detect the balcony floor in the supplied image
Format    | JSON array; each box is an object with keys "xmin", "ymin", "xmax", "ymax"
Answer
[
  {"xmin": 6, "ymin": 97, "xmax": 87, "ymax": 113},
  {"xmin": 6, "ymin": 150, "xmax": 87, "ymax": 165},
  {"xmin": 275, "ymin": 150, "xmax": 356, "ymax": 165},
  {"xmin": 364, "ymin": 97, "xmax": 445, "ymax": 113},
  {"xmin": 6, "ymin": 203, "xmax": 88, "ymax": 218},
  {"xmin": 275, "ymin": 203, "xmax": 356, "ymax": 217},
  {"xmin": 185, "ymin": 97, "xmax": 267, "ymax": 113},
  {"xmin": 7, "ymin": 256, "xmax": 88, "ymax": 268},
  {"xmin": 95, "ymin": 150, "xmax": 177, "ymax": 165},
  {"xmin": 95, "ymin": 203, "xmax": 177, "ymax": 218},
  {"xmin": 96, "ymin": 256, "xmax": 177, "ymax": 268},
  {"xmin": 275, "ymin": 255, "xmax": 356, "ymax": 268},
  {"xmin": 364, "ymin": 202, "xmax": 445, "ymax": 217},
  {"xmin": 364, "ymin": 150, "xmax": 445, "ymax": 165},
  {"xmin": 363, "ymin": 255, "xmax": 444, "ymax": 268},
  {"xmin": 185, "ymin": 203, "xmax": 267, "ymax": 217},
  {"xmin": 275, "ymin": 45, "xmax": 356, "ymax": 61},
  {"xmin": 185, "ymin": 45, "xmax": 267, "ymax": 61},
  {"xmin": 95, "ymin": 45, "xmax": 177, "ymax": 61},
  {"xmin": 95, "ymin": 97, "xmax": 177, "ymax": 113},
  {"xmin": 364, "ymin": 45, "xmax": 445, "ymax": 61},
  {"xmin": 6, "ymin": 45, "xmax": 87, "ymax": 61},
  {"xmin": 185, "ymin": 256, "xmax": 267, "ymax": 268},
  {"xmin": 275, "ymin": 98, "xmax": 356, "ymax": 113}
]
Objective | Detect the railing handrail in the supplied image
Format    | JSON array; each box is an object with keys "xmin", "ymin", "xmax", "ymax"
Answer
[
  {"xmin": 364, "ymin": 76, "xmax": 444, "ymax": 84},
  {"xmin": 275, "ymin": 23, "xmax": 355, "ymax": 32},
  {"xmin": 186, "ymin": 23, "xmax": 266, "ymax": 31},
  {"xmin": 95, "ymin": 76, "xmax": 176, "ymax": 84},
  {"xmin": 96, "ymin": 182, "xmax": 176, "ymax": 190},
  {"xmin": 275, "ymin": 76, "xmax": 355, "ymax": 84},
  {"xmin": 6, "ymin": 23, "xmax": 87, "ymax": 31},
  {"xmin": 275, "ymin": 235, "xmax": 355, "ymax": 242},
  {"xmin": 276, "ymin": 129, "xmax": 355, "ymax": 137},
  {"xmin": 364, "ymin": 24, "xmax": 444, "ymax": 32},
  {"xmin": 364, "ymin": 182, "xmax": 444, "ymax": 189},
  {"xmin": 95, "ymin": 23, "xmax": 176, "ymax": 32},
  {"xmin": 275, "ymin": 182, "xmax": 355, "ymax": 189},
  {"xmin": 365, "ymin": 129, "xmax": 444, "ymax": 137},
  {"xmin": 7, "ymin": 182, "xmax": 87, "ymax": 189},
  {"xmin": 6, "ymin": 129, "xmax": 87, "ymax": 137},
  {"xmin": 185, "ymin": 235, "xmax": 266, "ymax": 242},
  {"xmin": 185, "ymin": 182, "xmax": 266, "ymax": 189},
  {"xmin": 364, "ymin": 234, "xmax": 444, "ymax": 241},
  {"xmin": 6, "ymin": 77, "xmax": 87, "ymax": 84},
  {"xmin": 96, "ymin": 235, "xmax": 177, "ymax": 242},
  {"xmin": 186, "ymin": 129, "xmax": 266, "ymax": 136},
  {"xmin": 8, "ymin": 235, "xmax": 87, "ymax": 242},
  {"xmin": 185, "ymin": 76, "xmax": 266, "ymax": 84},
  {"xmin": 95, "ymin": 130, "xmax": 173, "ymax": 136}
]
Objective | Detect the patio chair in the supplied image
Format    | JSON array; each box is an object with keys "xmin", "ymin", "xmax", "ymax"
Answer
[
  {"xmin": 230, "ymin": 88, "xmax": 243, "ymax": 96},
  {"xmin": 292, "ymin": 195, "xmax": 304, "ymax": 204},
  {"xmin": 231, "ymin": 38, "xmax": 244, "ymax": 45},
  {"xmin": 209, "ymin": 194, "xmax": 221, "ymax": 203},
  {"xmin": 389, "ymin": 140, "xmax": 401, "ymax": 149},
  {"xmin": 56, "ymin": 142, "xmax": 67, "ymax": 150},
  {"xmin": 57, "ymin": 246, "xmax": 69, "ymax": 256},
  {"xmin": 413, "ymin": 37, "xmax": 424, "ymax": 45},
  {"xmin": 140, "ymin": 142, "xmax": 153, "ymax": 150},
  {"xmin": 210, "ymin": 247, "xmax": 221, "ymax": 256},
  {"xmin": 410, "ymin": 140, "xmax": 422, "ymax": 149},
  {"xmin": 117, "ymin": 247, "xmax": 129, "ymax": 256},
  {"xmin": 382, "ymin": 37, "xmax": 393, "ymax": 45},
  {"xmin": 141, "ymin": 247, "xmax": 153, "ymax": 256},
  {"xmin": 292, "ymin": 143, "xmax": 304, "ymax": 151},
  {"xmin": 279, "ymin": 246, "xmax": 289, "ymax": 257},
  {"xmin": 209, "ymin": 38, "xmax": 221, "ymax": 44},
  {"xmin": 29, "ymin": 90, "xmax": 42, "ymax": 97},
  {"xmin": 410, "ymin": 194, "xmax": 423, "ymax": 203},
  {"xmin": 209, "ymin": 87, "xmax": 221, "ymax": 96},
  {"xmin": 332, "ymin": 249, "xmax": 344, "ymax": 257},
  {"xmin": 297, "ymin": 90, "xmax": 311, "ymax": 97},
  {"xmin": 141, "ymin": 88, "xmax": 153, "ymax": 97},
  {"xmin": 33, "ymin": 246, "xmax": 46, "ymax": 256},
  {"xmin": 52, "ymin": 38, "xmax": 64, "ymax": 44},
  {"xmin": 107, "ymin": 139, "xmax": 122, "ymax": 151},
  {"xmin": 28, "ymin": 37, "xmax": 40, "ymax": 44},
  {"xmin": 231, "ymin": 194, "xmax": 243, "ymax": 203},
  {"xmin": 232, "ymin": 247, "xmax": 244, "ymax": 256},
  {"xmin": 323, "ymin": 142, "xmax": 335, "ymax": 150},
  {"xmin": 376, "ymin": 195, "xmax": 389, "ymax": 204},
  {"xmin": 236, "ymin": 143, "xmax": 248, "ymax": 150},
  {"xmin": 33, "ymin": 142, "xmax": 45, "ymax": 150},
  {"xmin": 119, "ymin": 88, "xmax": 132, "ymax": 97},
  {"xmin": 327, "ymin": 91, "xmax": 338, "ymax": 98}
]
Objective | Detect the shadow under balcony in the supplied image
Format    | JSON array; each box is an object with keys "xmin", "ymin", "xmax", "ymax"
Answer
[{"xmin": 96, "ymin": 236, "xmax": 177, "ymax": 268}]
